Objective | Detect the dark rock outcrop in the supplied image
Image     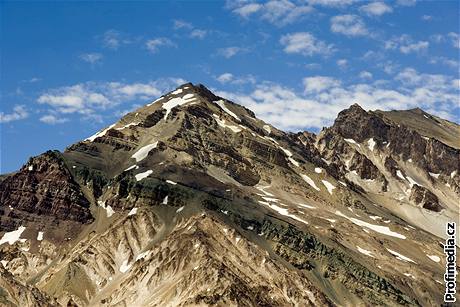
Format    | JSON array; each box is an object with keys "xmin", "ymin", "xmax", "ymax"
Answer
[{"xmin": 0, "ymin": 151, "xmax": 93, "ymax": 224}]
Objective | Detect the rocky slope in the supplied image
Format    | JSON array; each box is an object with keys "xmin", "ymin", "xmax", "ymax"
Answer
[{"xmin": 0, "ymin": 83, "xmax": 458, "ymax": 306}]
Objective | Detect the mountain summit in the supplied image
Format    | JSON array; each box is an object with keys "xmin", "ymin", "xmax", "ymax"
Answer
[{"xmin": 1, "ymin": 83, "xmax": 458, "ymax": 306}]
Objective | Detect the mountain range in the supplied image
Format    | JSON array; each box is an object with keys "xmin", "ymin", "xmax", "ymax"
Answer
[{"xmin": 0, "ymin": 83, "xmax": 458, "ymax": 306}]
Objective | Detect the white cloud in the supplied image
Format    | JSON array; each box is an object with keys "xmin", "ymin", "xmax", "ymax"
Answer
[
  {"xmin": 359, "ymin": 71, "xmax": 373, "ymax": 79},
  {"xmin": 429, "ymin": 56, "xmax": 458, "ymax": 69},
  {"xmin": 216, "ymin": 73, "xmax": 256, "ymax": 85},
  {"xmin": 400, "ymin": 41, "xmax": 428, "ymax": 54},
  {"xmin": 421, "ymin": 15, "xmax": 432, "ymax": 21},
  {"xmin": 280, "ymin": 32, "xmax": 335, "ymax": 56},
  {"xmin": 217, "ymin": 73, "xmax": 234, "ymax": 83},
  {"xmin": 308, "ymin": 0, "xmax": 357, "ymax": 7},
  {"xmin": 0, "ymin": 105, "xmax": 28, "ymax": 123},
  {"xmin": 39, "ymin": 114, "xmax": 69, "ymax": 124},
  {"xmin": 230, "ymin": 0, "xmax": 312, "ymax": 26},
  {"xmin": 303, "ymin": 76, "xmax": 341, "ymax": 93},
  {"xmin": 145, "ymin": 38, "xmax": 175, "ymax": 53},
  {"xmin": 359, "ymin": 2, "xmax": 393, "ymax": 16},
  {"xmin": 337, "ymin": 59, "xmax": 348, "ymax": 68},
  {"xmin": 385, "ymin": 35, "xmax": 429, "ymax": 54},
  {"xmin": 448, "ymin": 32, "xmax": 460, "ymax": 49},
  {"xmin": 37, "ymin": 78, "xmax": 185, "ymax": 118},
  {"xmin": 190, "ymin": 29, "xmax": 207, "ymax": 39},
  {"xmin": 396, "ymin": 0, "xmax": 416, "ymax": 6},
  {"xmin": 173, "ymin": 19, "xmax": 193, "ymax": 30},
  {"xmin": 102, "ymin": 30, "xmax": 125, "ymax": 50},
  {"xmin": 217, "ymin": 47, "xmax": 246, "ymax": 58},
  {"xmin": 233, "ymin": 3, "xmax": 262, "ymax": 17},
  {"xmin": 79, "ymin": 53, "xmax": 103, "ymax": 65},
  {"xmin": 215, "ymin": 69, "xmax": 459, "ymax": 130},
  {"xmin": 330, "ymin": 15, "xmax": 369, "ymax": 37}
]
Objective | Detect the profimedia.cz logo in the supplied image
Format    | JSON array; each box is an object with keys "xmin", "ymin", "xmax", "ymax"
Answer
[{"xmin": 444, "ymin": 222, "xmax": 457, "ymax": 303}]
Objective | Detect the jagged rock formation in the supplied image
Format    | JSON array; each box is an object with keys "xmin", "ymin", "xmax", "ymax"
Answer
[{"xmin": 0, "ymin": 83, "xmax": 458, "ymax": 306}]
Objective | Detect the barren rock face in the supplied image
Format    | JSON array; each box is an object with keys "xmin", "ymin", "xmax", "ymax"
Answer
[
  {"xmin": 0, "ymin": 150, "xmax": 93, "ymax": 229},
  {"xmin": 410, "ymin": 184, "xmax": 443, "ymax": 212},
  {"xmin": 0, "ymin": 83, "xmax": 458, "ymax": 307}
]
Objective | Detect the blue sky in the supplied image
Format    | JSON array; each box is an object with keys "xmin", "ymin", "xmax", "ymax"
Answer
[{"xmin": 1, "ymin": 0, "xmax": 459, "ymax": 173}]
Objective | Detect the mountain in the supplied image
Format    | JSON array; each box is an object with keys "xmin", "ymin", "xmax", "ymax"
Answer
[{"xmin": 1, "ymin": 83, "xmax": 458, "ymax": 306}]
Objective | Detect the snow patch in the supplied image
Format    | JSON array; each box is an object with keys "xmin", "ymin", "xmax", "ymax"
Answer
[
  {"xmin": 128, "ymin": 208, "xmax": 138, "ymax": 216},
  {"xmin": 37, "ymin": 231, "xmax": 44, "ymax": 241},
  {"xmin": 427, "ymin": 255, "xmax": 440, "ymax": 262},
  {"xmin": 301, "ymin": 174, "xmax": 320, "ymax": 191},
  {"xmin": 263, "ymin": 125, "xmax": 271, "ymax": 134},
  {"xmin": 98, "ymin": 201, "xmax": 115, "ymax": 218},
  {"xmin": 162, "ymin": 195, "xmax": 168, "ymax": 205},
  {"xmin": 298, "ymin": 203, "xmax": 316, "ymax": 209},
  {"xmin": 213, "ymin": 114, "xmax": 242, "ymax": 133},
  {"xmin": 429, "ymin": 172, "xmax": 440, "ymax": 179},
  {"xmin": 396, "ymin": 170, "xmax": 406, "ymax": 181},
  {"xmin": 166, "ymin": 180, "xmax": 177, "ymax": 185},
  {"xmin": 214, "ymin": 100, "xmax": 240, "ymax": 121},
  {"xmin": 259, "ymin": 202, "xmax": 309, "ymax": 225},
  {"xmin": 321, "ymin": 180, "xmax": 335, "ymax": 195},
  {"xmin": 116, "ymin": 122, "xmax": 139, "ymax": 130},
  {"xmin": 85, "ymin": 124, "xmax": 116, "ymax": 142},
  {"xmin": 386, "ymin": 248, "xmax": 416, "ymax": 263},
  {"xmin": 176, "ymin": 206, "xmax": 184, "ymax": 213},
  {"xmin": 406, "ymin": 176, "xmax": 419, "ymax": 187},
  {"xmin": 135, "ymin": 170, "xmax": 153, "ymax": 181},
  {"xmin": 344, "ymin": 138, "xmax": 360, "ymax": 147},
  {"xmin": 0, "ymin": 226, "xmax": 26, "ymax": 245},
  {"xmin": 367, "ymin": 138, "xmax": 376, "ymax": 151},
  {"xmin": 288, "ymin": 157, "xmax": 299, "ymax": 167},
  {"xmin": 314, "ymin": 167, "xmax": 323, "ymax": 174},
  {"xmin": 119, "ymin": 260, "xmax": 131, "ymax": 273},
  {"xmin": 256, "ymin": 185, "xmax": 274, "ymax": 197},
  {"xmin": 162, "ymin": 95, "xmax": 197, "ymax": 119},
  {"xmin": 28, "ymin": 165, "xmax": 33, "ymax": 171},
  {"xmin": 171, "ymin": 88, "xmax": 183, "ymax": 95},
  {"xmin": 135, "ymin": 250, "xmax": 150, "ymax": 262},
  {"xmin": 131, "ymin": 142, "xmax": 158, "ymax": 162},
  {"xmin": 335, "ymin": 211, "xmax": 406, "ymax": 239},
  {"xmin": 357, "ymin": 246, "xmax": 374, "ymax": 258},
  {"xmin": 369, "ymin": 215, "xmax": 382, "ymax": 221},
  {"xmin": 124, "ymin": 165, "xmax": 138, "ymax": 172}
]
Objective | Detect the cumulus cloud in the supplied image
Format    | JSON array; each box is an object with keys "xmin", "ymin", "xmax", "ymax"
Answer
[
  {"xmin": 280, "ymin": 32, "xmax": 335, "ymax": 56},
  {"xmin": 214, "ymin": 69, "xmax": 459, "ymax": 131},
  {"xmin": 385, "ymin": 35, "xmax": 429, "ymax": 54},
  {"xmin": 336, "ymin": 59, "xmax": 348, "ymax": 69},
  {"xmin": 0, "ymin": 105, "xmax": 29, "ymax": 123},
  {"xmin": 229, "ymin": 0, "xmax": 312, "ymax": 26},
  {"xmin": 217, "ymin": 47, "xmax": 246, "ymax": 58},
  {"xmin": 173, "ymin": 19, "xmax": 193, "ymax": 30},
  {"xmin": 79, "ymin": 53, "xmax": 103, "ymax": 65},
  {"xmin": 36, "ymin": 78, "xmax": 185, "ymax": 119},
  {"xmin": 190, "ymin": 29, "xmax": 207, "ymax": 39},
  {"xmin": 303, "ymin": 76, "xmax": 341, "ymax": 93},
  {"xmin": 39, "ymin": 114, "xmax": 69, "ymax": 124},
  {"xmin": 359, "ymin": 71, "xmax": 373, "ymax": 79},
  {"xmin": 216, "ymin": 73, "xmax": 256, "ymax": 85},
  {"xmin": 330, "ymin": 15, "xmax": 369, "ymax": 37},
  {"xmin": 217, "ymin": 73, "xmax": 234, "ymax": 83},
  {"xmin": 359, "ymin": 2, "xmax": 393, "ymax": 16},
  {"xmin": 145, "ymin": 38, "xmax": 175, "ymax": 53},
  {"xmin": 308, "ymin": 0, "xmax": 357, "ymax": 7},
  {"xmin": 448, "ymin": 32, "xmax": 460, "ymax": 49},
  {"xmin": 396, "ymin": 0, "xmax": 416, "ymax": 6},
  {"xmin": 102, "ymin": 30, "xmax": 129, "ymax": 50}
]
